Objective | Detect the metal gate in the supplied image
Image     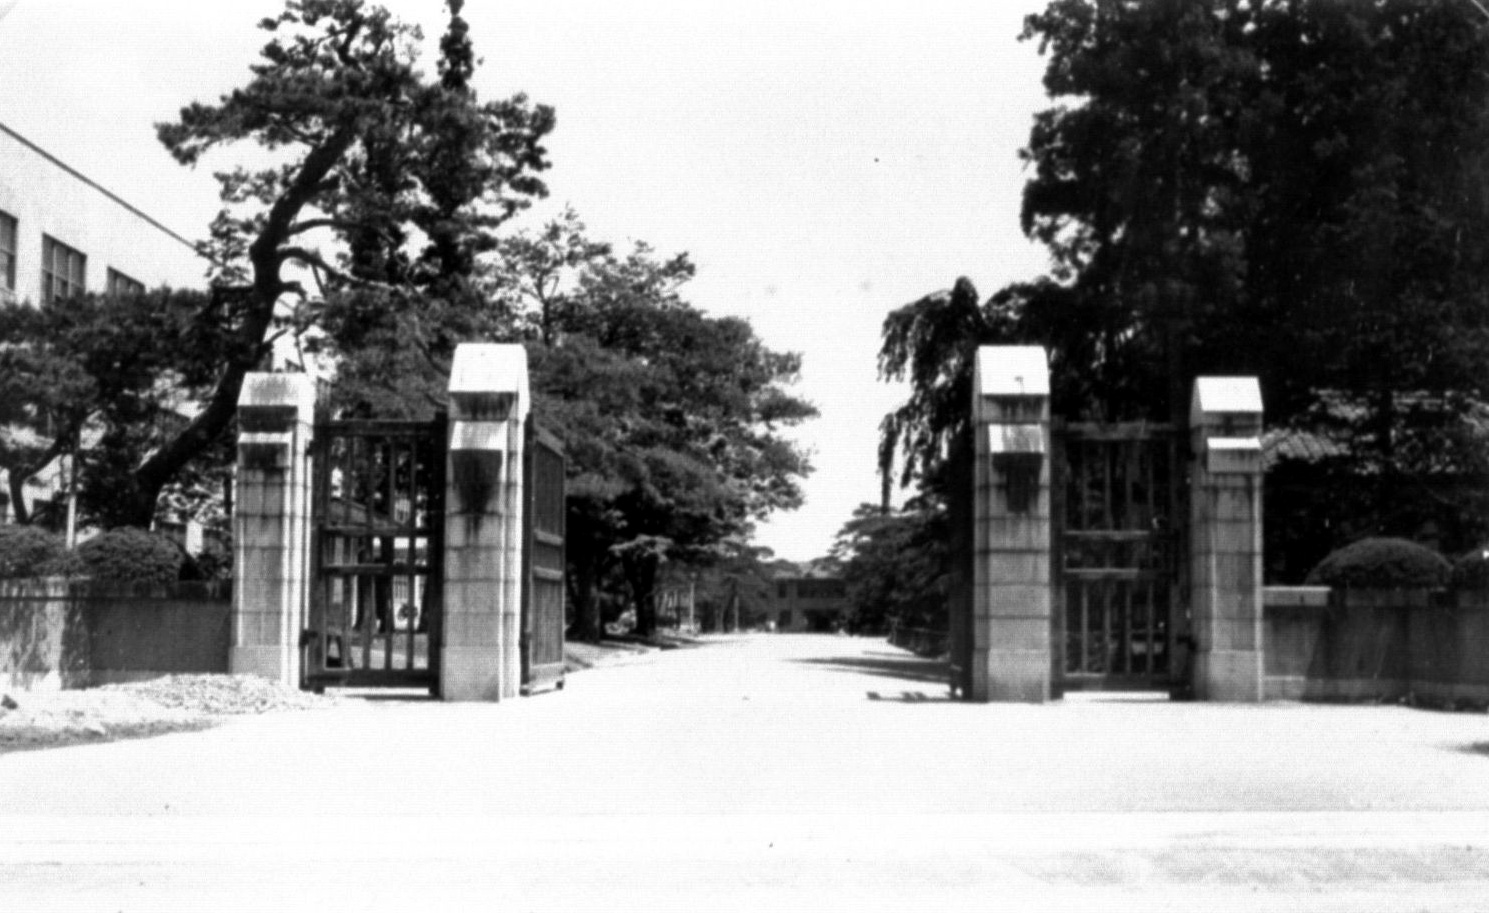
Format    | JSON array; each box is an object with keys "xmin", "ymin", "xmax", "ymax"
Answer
[
  {"xmin": 1052, "ymin": 421, "xmax": 1185, "ymax": 691},
  {"xmin": 304, "ymin": 415, "xmax": 446, "ymax": 693},
  {"xmin": 521, "ymin": 419, "xmax": 566, "ymax": 694}
]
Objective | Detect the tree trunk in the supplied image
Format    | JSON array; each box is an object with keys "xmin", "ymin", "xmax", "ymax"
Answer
[
  {"xmin": 565, "ymin": 520, "xmax": 604, "ymax": 643},
  {"xmin": 125, "ymin": 127, "xmax": 358, "ymax": 531},
  {"xmin": 625, "ymin": 554, "xmax": 660, "ymax": 637}
]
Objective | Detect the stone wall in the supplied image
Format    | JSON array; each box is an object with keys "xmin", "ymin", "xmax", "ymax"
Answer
[
  {"xmin": 0, "ymin": 578, "xmax": 230, "ymax": 691},
  {"xmin": 1264, "ymin": 585, "xmax": 1489, "ymax": 705}
]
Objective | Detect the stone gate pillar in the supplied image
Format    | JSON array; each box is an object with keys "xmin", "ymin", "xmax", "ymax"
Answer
[
  {"xmin": 232, "ymin": 372, "xmax": 316, "ymax": 686},
  {"xmin": 970, "ymin": 346, "xmax": 1053, "ymax": 702},
  {"xmin": 441, "ymin": 343, "xmax": 527, "ymax": 701},
  {"xmin": 1189, "ymin": 377, "xmax": 1265, "ymax": 701}
]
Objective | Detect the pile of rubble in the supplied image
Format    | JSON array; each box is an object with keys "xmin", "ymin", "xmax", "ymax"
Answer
[{"xmin": 0, "ymin": 674, "xmax": 340, "ymax": 752}]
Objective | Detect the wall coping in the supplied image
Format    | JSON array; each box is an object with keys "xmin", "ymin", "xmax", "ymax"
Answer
[
  {"xmin": 0, "ymin": 577, "xmax": 232, "ymax": 600},
  {"xmin": 1263, "ymin": 586, "xmax": 1331, "ymax": 608}
]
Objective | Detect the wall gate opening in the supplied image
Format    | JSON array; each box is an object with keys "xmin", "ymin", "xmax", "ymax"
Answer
[
  {"xmin": 303, "ymin": 415, "xmax": 447, "ymax": 693},
  {"xmin": 1052, "ymin": 421, "xmax": 1186, "ymax": 692},
  {"xmin": 521, "ymin": 419, "xmax": 566, "ymax": 695}
]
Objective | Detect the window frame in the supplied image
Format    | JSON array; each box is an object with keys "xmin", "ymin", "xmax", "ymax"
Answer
[
  {"xmin": 0, "ymin": 210, "xmax": 16, "ymax": 298},
  {"xmin": 41, "ymin": 234, "xmax": 86, "ymax": 304},
  {"xmin": 106, "ymin": 267, "xmax": 145, "ymax": 297}
]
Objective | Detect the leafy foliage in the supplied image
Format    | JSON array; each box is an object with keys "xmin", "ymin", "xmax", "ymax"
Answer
[
  {"xmin": 314, "ymin": 205, "xmax": 817, "ymax": 640},
  {"xmin": 75, "ymin": 528, "xmax": 184, "ymax": 588},
  {"xmin": 0, "ymin": 526, "xmax": 72, "ymax": 579},
  {"xmin": 883, "ymin": 0, "xmax": 1489, "ymax": 574},
  {"xmin": 1451, "ymin": 547, "xmax": 1489, "ymax": 592},
  {"xmin": 0, "ymin": 288, "xmax": 238, "ymax": 529},
  {"xmin": 831, "ymin": 501, "xmax": 949, "ymax": 634},
  {"xmin": 63, "ymin": 0, "xmax": 556, "ymax": 525},
  {"xmin": 525, "ymin": 235, "xmax": 816, "ymax": 638},
  {"xmin": 1305, "ymin": 537, "xmax": 1450, "ymax": 590}
]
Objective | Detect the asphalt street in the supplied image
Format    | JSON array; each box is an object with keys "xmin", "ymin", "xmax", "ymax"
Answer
[{"xmin": 5, "ymin": 633, "xmax": 1489, "ymax": 911}]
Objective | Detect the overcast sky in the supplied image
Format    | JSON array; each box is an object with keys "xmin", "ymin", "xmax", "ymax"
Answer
[{"xmin": 0, "ymin": 0, "xmax": 1053, "ymax": 561}]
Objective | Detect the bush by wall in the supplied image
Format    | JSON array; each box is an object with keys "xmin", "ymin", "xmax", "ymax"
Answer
[
  {"xmin": 1305, "ymin": 537, "xmax": 1451, "ymax": 590},
  {"xmin": 75, "ymin": 528, "xmax": 183, "ymax": 588},
  {"xmin": 0, "ymin": 525, "xmax": 73, "ymax": 579},
  {"xmin": 1452, "ymin": 547, "xmax": 1489, "ymax": 590}
]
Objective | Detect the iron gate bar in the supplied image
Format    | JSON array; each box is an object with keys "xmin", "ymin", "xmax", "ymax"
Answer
[
  {"xmin": 305, "ymin": 413, "xmax": 446, "ymax": 693},
  {"xmin": 1054, "ymin": 419, "xmax": 1184, "ymax": 690}
]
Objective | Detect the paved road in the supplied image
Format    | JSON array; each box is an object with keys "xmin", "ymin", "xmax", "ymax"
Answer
[{"xmin": 5, "ymin": 633, "xmax": 1489, "ymax": 911}]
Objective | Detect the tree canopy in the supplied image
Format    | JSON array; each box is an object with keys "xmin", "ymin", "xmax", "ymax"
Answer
[
  {"xmin": 109, "ymin": 0, "xmax": 550, "ymax": 527},
  {"xmin": 3, "ymin": 0, "xmax": 556, "ymax": 531},
  {"xmin": 882, "ymin": 0, "xmax": 1489, "ymax": 564},
  {"xmin": 518, "ymin": 224, "xmax": 816, "ymax": 639},
  {"xmin": 831, "ymin": 500, "xmax": 948, "ymax": 636}
]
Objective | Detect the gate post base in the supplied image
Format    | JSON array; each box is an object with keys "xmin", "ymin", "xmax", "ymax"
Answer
[
  {"xmin": 230, "ymin": 645, "xmax": 295, "ymax": 683},
  {"xmin": 1194, "ymin": 649, "xmax": 1264, "ymax": 702},
  {"xmin": 971, "ymin": 649, "xmax": 1051, "ymax": 703},
  {"xmin": 440, "ymin": 646, "xmax": 512, "ymax": 702}
]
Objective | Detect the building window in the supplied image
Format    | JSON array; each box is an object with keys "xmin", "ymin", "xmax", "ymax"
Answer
[
  {"xmin": 41, "ymin": 235, "xmax": 86, "ymax": 304},
  {"xmin": 777, "ymin": 581, "xmax": 789, "ymax": 599},
  {"xmin": 106, "ymin": 268, "xmax": 145, "ymax": 297},
  {"xmin": 0, "ymin": 211, "xmax": 16, "ymax": 298},
  {"xmin": 797, "ymin": 579, "xmax": 847, "ymax": 600}
]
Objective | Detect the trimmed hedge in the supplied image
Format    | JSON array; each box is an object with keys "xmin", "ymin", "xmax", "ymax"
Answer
[
  {"xmin": 1452, "ymin": 547, "xmax": 1489, "ymax": 590},
  {"xmin": 1305, "ymin": 537, "xmax": 1451, "ymax": 590},
  {"xmin": 75, "ymin": 528, "xmax": 183, "ymax": 588},
  {"xmin": 0, "ymin": 525, "xmax": 72, "ymax": 578}
]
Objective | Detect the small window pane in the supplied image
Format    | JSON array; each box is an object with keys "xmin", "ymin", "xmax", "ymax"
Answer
[
  {"xmin": 107, "ymin": 267, "xmax": 144, "ymax": 297},
  {"xmin": 41, "ymin": 235, "xmax": 86, "ymax": 304},
  {"xmin": 0, "ymin": 211, "xmax": 15, "ymax": 293}
]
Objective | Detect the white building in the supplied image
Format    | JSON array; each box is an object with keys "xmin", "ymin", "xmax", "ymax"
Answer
[
  {"xmin": 0, "ymin": 120, "xmax": 206, "ymax": 533},
  {"xmin": 0, "ymin": 121, "xmax": 203, "ymax": 308}
]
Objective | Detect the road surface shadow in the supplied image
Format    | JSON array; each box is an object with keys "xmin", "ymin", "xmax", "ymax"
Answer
[{"xmin": 791, "ymin": 653, "xmax": 949, "ymax": 686}]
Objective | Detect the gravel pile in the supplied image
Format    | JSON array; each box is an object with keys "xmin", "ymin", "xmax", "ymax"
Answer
[
  {"xmin": 0, "ymin": 674, "xmax": 341, "ymax": 753},
  {"xmin": 100, "ymin": 674, "xmax": 343, "ymax": 715}
]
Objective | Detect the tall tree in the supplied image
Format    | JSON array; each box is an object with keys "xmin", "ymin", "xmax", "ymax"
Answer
[
  {"xmin": 533, "ymin": 240, "xmax": 816, "ymax": 638},
  {"xmin": 885, "ymin": 0, "xmax": 1489, "ymax": 566},
  {"xmin": 81, "ymin": 0, "xmax": 559, "ymax": 525},
  {"xmin": 831, "ymin": 500, "xmax": 949, "ymax": 635}
]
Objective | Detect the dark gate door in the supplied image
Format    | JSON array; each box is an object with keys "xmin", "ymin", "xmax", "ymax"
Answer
[
  {"xmin": 304, "ymin": 415, "xmax": 446, "ymax": 693},
  {"xmin": 1052, "ymin": 421, "xmax": 1185, "ymax": 691},
  {"xmin": 521, "ymin": 420, "xmax": 566, "ymax": 695}
]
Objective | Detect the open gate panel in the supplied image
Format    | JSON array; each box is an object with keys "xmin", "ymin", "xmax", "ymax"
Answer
[
  {"xmin": 305, "ymin": 417, "xmax": 446, "ymax": 693},
  {"xmin": 521, "ymin": 421, "xmax": 567, "ymax": 695}
]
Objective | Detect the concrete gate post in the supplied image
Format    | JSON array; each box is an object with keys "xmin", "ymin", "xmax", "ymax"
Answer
[
  {"xmin": 1189, "ymin": 377, "xmax": 1265, "ymax": 701},
  {"xmin": 970, "ymin": 346, "xmax": 1053, "ymax": 702},
  {"xmin": 441, "ymin": 343, "xmax": 528, "ymax": 701},
  {"xmin": 231, "ymin": 372, "xmax": 317, "ymax": 686}
]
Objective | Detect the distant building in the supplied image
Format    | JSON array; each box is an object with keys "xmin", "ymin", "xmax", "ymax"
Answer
[
  {"xmin": 768, "ymin": 563, "xmax": 848, "ymax": 632},
  {"xmin": 0, "ymin": 120, "xmax": 206, "ymax": 533}
]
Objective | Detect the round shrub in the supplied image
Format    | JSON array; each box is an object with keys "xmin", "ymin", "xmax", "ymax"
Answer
[
  {"xmin": 75, "ymin": 528, "xmax": 183, "ymax": 588},
  {"xmin": 1305, "ymin": 537, "xmax": 1450, "ymax": 590},
  {"xmin": 1452, "ymin": 547, "xmax": 1489, "ymax": 590},
  {"xmin": 0, "ymin": 525, "xmax": 70, "ymax": 579},
  {"xmin": 193, "ymin": 539, "xmax": 233, "ymax": 581}
]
